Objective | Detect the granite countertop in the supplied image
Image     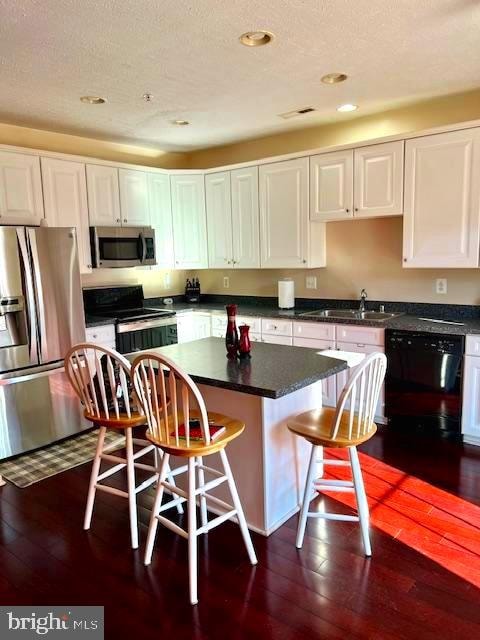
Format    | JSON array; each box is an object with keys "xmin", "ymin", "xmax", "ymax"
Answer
[
  {"xmin": 125, "ymin": 337, "xmax": 347, "ymax": 399},
  {"xmin": 147, "ymin": 302, "xmax": 480, "ymax": 336}
]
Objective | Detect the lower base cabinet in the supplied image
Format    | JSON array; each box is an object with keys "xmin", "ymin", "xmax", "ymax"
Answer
[
  {"xmin": 462, "ymin": 354, "xmax": 480, "ymax": 444},
  {"xmin": 292, "ymin": 336, "xmax": 337, "ymax": 407},
  {"xmin": 85, "ymin": 325, "xmax": 116, "ymax": 350},
  {"xmin": 176, "ymin": 312, "xmax": 212, "ymax": 344}
]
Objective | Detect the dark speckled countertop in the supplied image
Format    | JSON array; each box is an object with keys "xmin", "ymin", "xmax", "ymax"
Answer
[{"xmin": 126, "ymin": 337, "xmax": 347, "ymax": 399}]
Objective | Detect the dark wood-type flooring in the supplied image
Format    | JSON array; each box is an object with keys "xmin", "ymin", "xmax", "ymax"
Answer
[{"xmin": 0, "ymin": 426, "xmax": 479, "ymax": 639}]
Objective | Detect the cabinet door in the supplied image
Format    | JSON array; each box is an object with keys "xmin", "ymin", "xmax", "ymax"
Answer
[
  {"xmin": 293, "ymin": 336, "xmax": 337, "ymax": 406},
  {"xmin": 119, "ymin": 169, "xmax": 150, "ymax": 226},
  {"xmin": 41, "ymin": 158, "xmax": 92, "ymax": 274},
  {"xmin": 171, "ymin": 174, "xmax": 208, "ymax": 269},
  {"xmin": 354, "ymin": 141, "xmax": 404, "ymax": 218},
  {"xmin": 260, "ymin": 158, "xmax": 308, "ymax": 268},
  {"xmin": 0, "ymin": 151, "xmax": 44, "ymax": 225},
  {"xmin": 310, "ymin": 150, "xmax": 353, "ymax": 221},
  {"xmin": 231, "ymin": 166, "xmax": 260, "ymax": 268},
  {"xmin": 403, "ymin": 128, "xmax": 480, "ymax": 268},
  {"xmin": 148, "ymin": 173, "xmax": 174, "ymax": 268},
  {"xmin": 86, "ymin": 165, "xmax": 121, "ymax": 226},
  {"xmin": 336, "ymin": 341, "xmax": 385, "ymax": 420},
  {"xmin": 193, "ymin": 314, "xmax": 212, "ymax": 340},
  {"xmin": 205, "ymin": 171, "xmax": 233, "ymax": 268},
  {"xmin": 462, "ymin": 355, "xmax": 480, "ymax": 440}
]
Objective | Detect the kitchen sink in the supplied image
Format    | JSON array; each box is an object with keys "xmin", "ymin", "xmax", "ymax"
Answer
[{"xmin": 300, "ymin": 309, "xmax": 403, "ymax": 322}]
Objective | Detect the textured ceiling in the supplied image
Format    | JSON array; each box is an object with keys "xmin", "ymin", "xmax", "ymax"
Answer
[{"xmin": 0, "ymin": 0, "xmax": 479, "ymax": 151}]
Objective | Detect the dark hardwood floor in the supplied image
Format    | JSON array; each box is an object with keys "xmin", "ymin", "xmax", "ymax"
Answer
[{"xmin": 0, "ymin": 426, "xmax": 479, "ymax": 639}]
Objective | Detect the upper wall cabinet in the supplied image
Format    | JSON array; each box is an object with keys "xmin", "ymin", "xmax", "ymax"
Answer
[
  {"xmin": 41, "ymin": 158, "xmax": 92, "ymax": 274},
  {"xmin": 310, "ymin": 150, "xmax": 353, "ymax": 221},
  {"xmin": 205, "ymin": 168, "xmax": 260, "ymax": 269},
  {"xmin": 0, "ymin": 151, "xmax": 44, "ymax": 225},
  {"xmin": 260, "ymin": 157, "xmax": 326, "ymax": 268},
  {"xmin": 231, "ymin": 166, "xmax": 260, "ymax": 268},
  {"xmin": 206, "ymin": 171, "xmax": 233, "ymax": 268},
  {"xmin": 353, "ymin": 141, "xmax": 404, "ymax": 217},
  {"xmin": 118, "ymin": 169, "xmax": 150, "ymax": 227},
  {"xmin": 148, "ymin": 172, "xmax": 174, "ymax": 269},
  {"xmin": 86, "ymin": 164, "xmax": 121, "ymax": 226},
  {"xmin": 310, "ymin": 141, "xmax": 404, "ymax": 222},
  {"xmin": 403, "ymin": 128, "xmax": 480, "ymax": 268},
  {"xmin": 171, "ymin": 174, "xmax": 208, "ymax": 269}
]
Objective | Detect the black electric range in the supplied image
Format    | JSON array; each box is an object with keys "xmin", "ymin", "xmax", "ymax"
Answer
[{"xmin": 83, "ymin": 285, "xmax": 177, "ymax": 353}]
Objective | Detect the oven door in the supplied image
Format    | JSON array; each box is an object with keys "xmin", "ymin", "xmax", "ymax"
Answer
[
  {"xmin": 116, "ymin": 318, "xmax": 177, "ymax": 354},
  {"xmin": 90, "ymin": 227, "xmax": 156, "ymax": 268}
]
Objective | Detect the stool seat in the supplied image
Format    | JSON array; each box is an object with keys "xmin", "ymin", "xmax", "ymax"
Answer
[
  {"xmin": 84, "ymin": 409, "xmax": 146, "ymax": 429},
  {"xmin": 288, "ymin": 406, "xmax": 377, "ymax": 448},
  {"xmin": 146, "ymin": 410, "xmax": 245, "ymax": 457}
]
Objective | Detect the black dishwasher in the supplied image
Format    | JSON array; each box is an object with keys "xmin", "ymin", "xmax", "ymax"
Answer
[{"xmin": 385, "ymin": 329, "xmax": 464, "ymax": 436}]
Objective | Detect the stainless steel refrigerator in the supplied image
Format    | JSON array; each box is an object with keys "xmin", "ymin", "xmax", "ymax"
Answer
[{"xmin": 0, "ymin": 226, "xmax": 87, "ymax": 459}]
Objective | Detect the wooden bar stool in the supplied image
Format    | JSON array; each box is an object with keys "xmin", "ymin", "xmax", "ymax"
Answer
[
  {"xmin": 65, "ymin": 343, "xmax": 182, "ymax": 550},
  {"xmin": 287, "ymin": 352, "xmax": 387, "ymax": 555},
  {"xmin": 131, "ymin": 352, "xmax": 257, "ymax": 605}
]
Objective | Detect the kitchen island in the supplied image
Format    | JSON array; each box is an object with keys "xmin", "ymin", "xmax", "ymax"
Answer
[{"xmin": 129, "ymin": 337, "xmax": 347, "ymax": 536}]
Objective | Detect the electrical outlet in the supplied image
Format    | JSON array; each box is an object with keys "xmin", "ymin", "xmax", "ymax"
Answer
[
  {"xmin": 306, "ymin": 276, "xmax": 317, "ymax": 290},
  {"xmin": 223, "ymin": 276, "xmax": 230, "ymax": 289},
  {"xmin": 436, "ymin": 278, "xmax": 447, "ymax": 294},
  {"xmin": 163, "ymin": 272, "xmax": 171, "ymax": 289}
]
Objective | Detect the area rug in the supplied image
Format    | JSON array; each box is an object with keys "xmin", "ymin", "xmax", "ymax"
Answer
[{"xmin": 0, "ymin": 430, "xmax": 124, "ymax": 488}]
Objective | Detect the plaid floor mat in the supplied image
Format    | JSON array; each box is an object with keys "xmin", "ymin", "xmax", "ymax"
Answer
[{"xmin": 0, "ymin": 430, "xmax": 124, "ymax": 488}]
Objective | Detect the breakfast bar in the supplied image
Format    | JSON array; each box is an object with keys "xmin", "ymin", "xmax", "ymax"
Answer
[{"xmin": 130, "ymin": 337, "xmax": 347, "ymax": 536}]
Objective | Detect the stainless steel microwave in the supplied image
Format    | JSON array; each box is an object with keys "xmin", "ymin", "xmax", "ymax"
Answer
[{"xmin": 90, "ymin": 226, "xmax": 156, "ymax": 268}]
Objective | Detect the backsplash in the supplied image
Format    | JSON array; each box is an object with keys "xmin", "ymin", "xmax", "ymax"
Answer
[{"xmin": 81, "ymin": 268, "xmax": 187, "ymax": 298}]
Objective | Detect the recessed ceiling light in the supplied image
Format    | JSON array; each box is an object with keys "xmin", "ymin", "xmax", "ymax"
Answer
[
  {"xmin": 172, "ymin": 119, "xmax": 190, "ymax": 126},
  {"xmin": 80, "ymin": 95, "xmax": 106, "ymax": 104},
  {"xmin": 321, "ymin": 73, "xmax": 348, "ymax": 84},
  {"xmin": 239, "ymin": 30, "xmax": 274, "ymax": 47},
  {"xmin": 337, "ymin": 103, "xmax": 358, "ymax": 113}
]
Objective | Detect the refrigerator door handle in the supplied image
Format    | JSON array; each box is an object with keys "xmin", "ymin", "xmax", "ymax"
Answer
[
  {"xmin": 27, "ymin": 229, "xmax": 48, "ymax": 362},
  {"xmin": 16, "ymin": 228, "xmax": 39, "ymax": 363}
]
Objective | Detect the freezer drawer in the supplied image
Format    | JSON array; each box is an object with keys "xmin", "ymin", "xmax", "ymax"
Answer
[{"xmin": 0, "ymin": 366, "xmax": 88, "ymax": 459}]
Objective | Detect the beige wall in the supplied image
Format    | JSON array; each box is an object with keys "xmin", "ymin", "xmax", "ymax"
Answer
[
  {"xmin": 197, "ymin": 217, "xmax": 480, "ymax": 305},
  {"xmin": 186, "ymin": 88, "xmax": 480, "ymax": 168},
  {"xmin": 0, "ymin": 122, "xmax": 188, "ymax": 169}
]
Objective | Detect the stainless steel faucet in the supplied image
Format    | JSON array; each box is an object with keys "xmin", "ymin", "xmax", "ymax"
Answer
[{"xmin": 359, "ymin": 289, "xmax": 367, "ymax": 312}]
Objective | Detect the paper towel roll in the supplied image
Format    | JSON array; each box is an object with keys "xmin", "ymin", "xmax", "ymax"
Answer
[{"xmin": 278, "ymin": 279, "xmax": 295, "ymax": 309}]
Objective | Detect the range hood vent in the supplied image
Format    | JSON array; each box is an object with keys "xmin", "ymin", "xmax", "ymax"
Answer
[{"xmin": 278, "ymin": 107, "xmax": 316, "ymax": 119}]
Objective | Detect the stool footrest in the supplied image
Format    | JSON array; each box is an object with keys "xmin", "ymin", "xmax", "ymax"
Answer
[
  {"xmin": 196, "ymin": 509, "xmax": 237, "ymax": 535},
  {"xmin": 157, "ymin": 514, "xmax": 188, "ymax": 539}
]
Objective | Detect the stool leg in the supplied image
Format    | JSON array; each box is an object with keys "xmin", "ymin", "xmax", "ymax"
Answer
[
  {"xmin": 187, "ymin": 457, "xmax": 198, "ymax": 605},
  {"xmin": 220, "ymin": 449, "xmax": 257, "ymax": 565},
  {"xmin": 145, "ymin": 451, "xmax": 170, "ymax": 565},
  {"xmin": 84, "ymin": 426, "xmax": 106, "ymax": 530},
  {"xmin": 125, "ymin": 428, "xmax": 138, "ymax": 550},
  {"xmin": 156, "ymin": 448, "xmax": 184, "ymax": 515},
  {"xmin": 296, "ymin": 443, "xmax": 319, "ymax": 549},
  {"xmin": 197, "ymin": 456, "xmax": 208, "ymax": 528},
  {"xmin": 349, "ymin": 446, "xmax": 372, "ymax": 557}
]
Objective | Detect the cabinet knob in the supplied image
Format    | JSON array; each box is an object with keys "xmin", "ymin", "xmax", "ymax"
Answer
[
  {"xmin": 354, "ymin": 207, "xmax": 359, "ymax": 212},
  {"xmin": 345, "ymin": 208, "xmax": 350, "ymax": 213},
  {"xmin": 302, "ymin": 259, "xmax": 307, "ymax": 264},
  {"xmin": 403, "ymin": 258, "xmax": 407, "ymax": 263},
  {"xmin": 123, "ymin": 219, "xmax": 127, "ymax": 223},
  {"xmin": 116, "ymin": 218, "xmax": 120, "ymax": 223},
  {"xmin": 87, "ymin": 264, "xmax": 92, "ymax": 269}
]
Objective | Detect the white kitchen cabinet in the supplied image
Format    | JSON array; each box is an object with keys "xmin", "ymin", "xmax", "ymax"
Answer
[
  {"xmin": 119, "ymin": 169, "xmax": 150, "ymax": 227},
  {"xmin": 148, "ymin": 172, "xmax": 174, "ymax": 269},
  {"xmin": 85, "ymin": 324, "xmax": 116, "ymax": 350},
  {"xmin": 231, "ymin": 166, "xmax": 260, "ymax": 268},
  {"xmin": 293, "ymin": 336, "xmax": 337, "ymax": 406},
  {"xmin": 310, "ymin": 150, "xmax": 353, "ymax": 221},
  {"xmin": 171, "ymin": 174, "xmax": 208, "ymax": 269},
  {"xmin": 0, "ymin": 151, "xmax": 44, "ymax": 225},
  {"xmin": 176, "ymin": 312, "xmax": 211, "ymax": 343},
  {"xmin": 354, "ymin": 141, "xmax": 404, "ymax": 218},
  {"xmin": 206, "ymin": 171, "xmax": 233, "ymax": 268},
  {"xmin": 403, "ymin": 128, "xmax": 480, "ymax": 268},
  {"xmin": 336, "ymin": 340, "xmax": 385, "ymax": 420},
  {"xmin": 86, "ymin": 164, "xmax": 121, "ymax": 226},
  {"xmin": 462, "ymin": 354, "xmax": 480, "ymax": 444},
  {"xmin": 41, "ymin": 157, "xmax": 92, "ymax": 274},
  {"xmin": 260, "ymin": 157, "xmax": 326, "ymax": 268}
]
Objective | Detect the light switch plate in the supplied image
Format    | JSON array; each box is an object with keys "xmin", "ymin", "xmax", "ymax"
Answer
[
  {"xmin": 306, "ymin": 276, "xmax": 317, "ymax": 290},
  {"xmin": 223, "ymin": 276, "xmax": 230, "ymax": 289},
  {"xmin": 436, "ymin": 278, "xmax": 447, "ymax": 294}
]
